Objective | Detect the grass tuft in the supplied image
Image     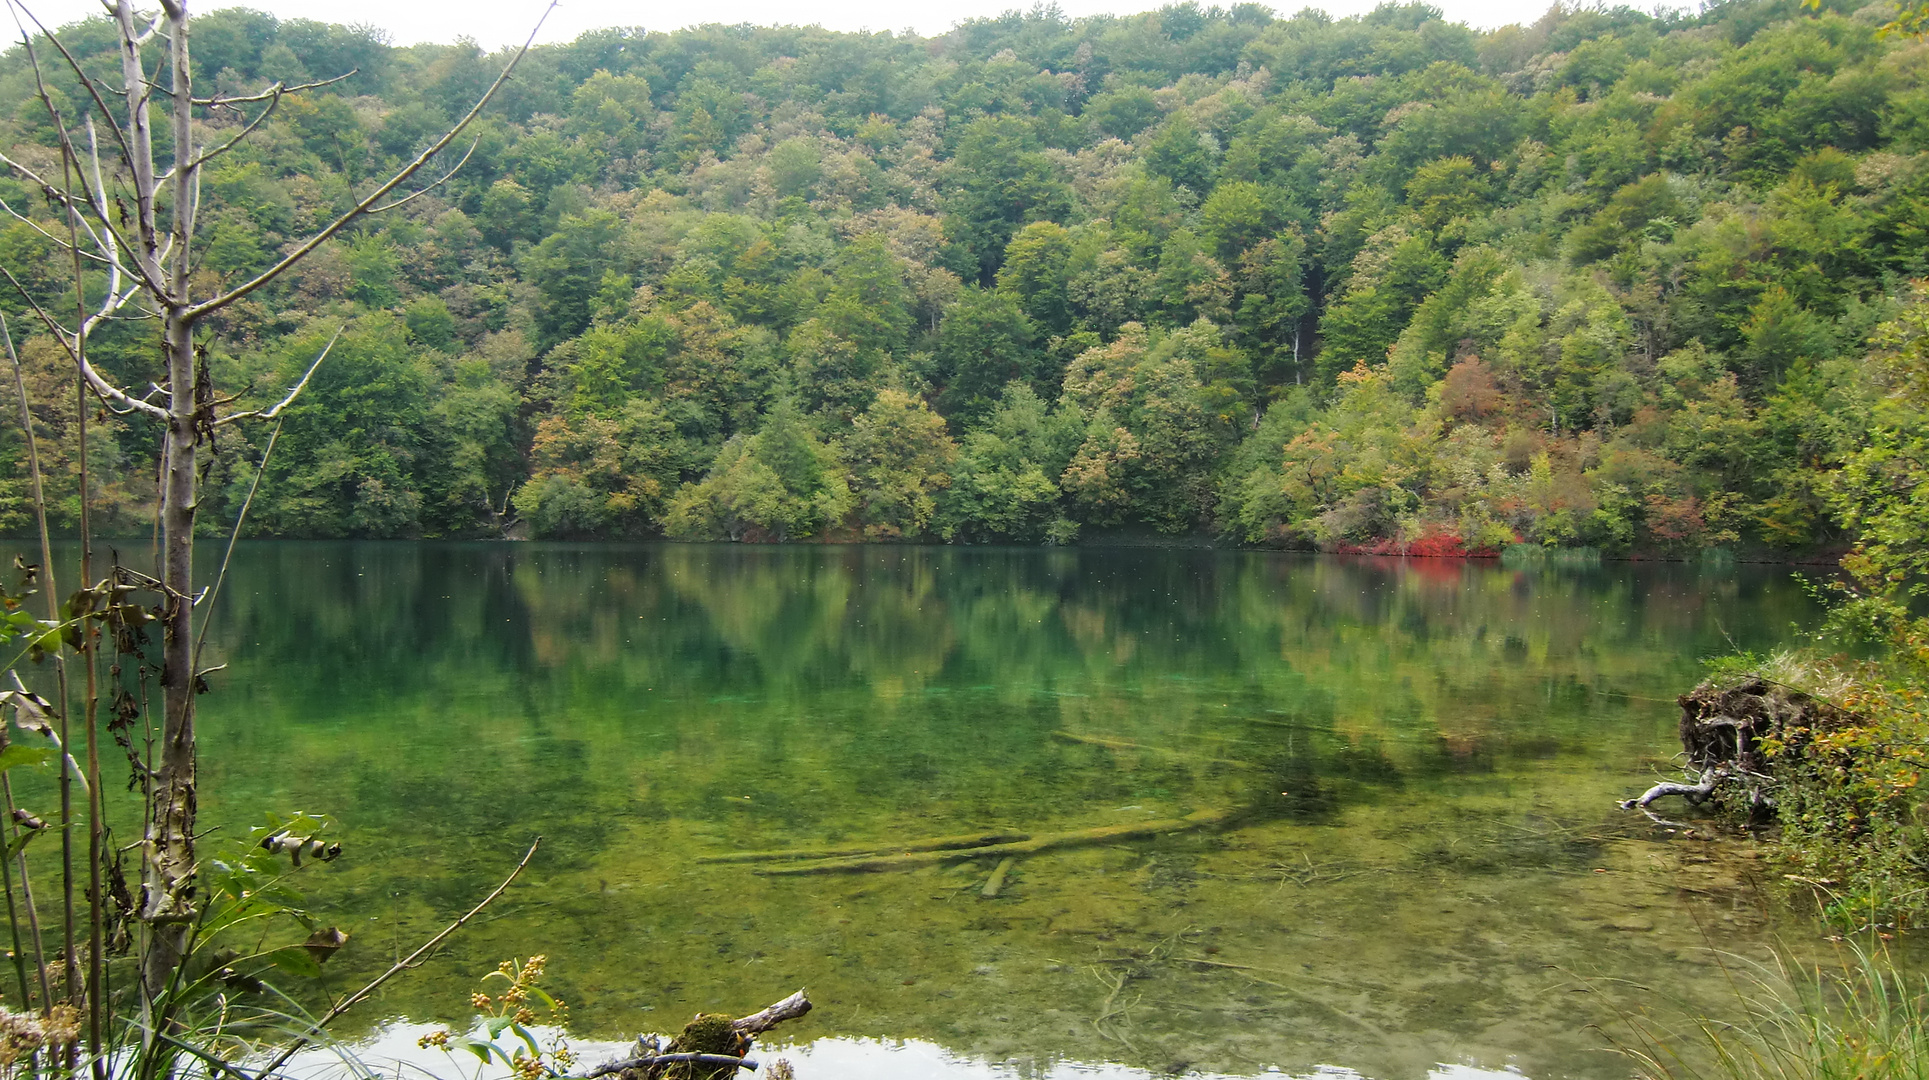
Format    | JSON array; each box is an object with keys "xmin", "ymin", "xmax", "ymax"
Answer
[{"xmin": 1612, "ymin": 942, "xmax": 1929, "ymax": 1080}]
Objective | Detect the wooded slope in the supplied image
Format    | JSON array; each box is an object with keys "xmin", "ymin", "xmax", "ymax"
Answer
[{"xmin": 2, "ymin": 0, "xmax": 1924, "ymax": 550}]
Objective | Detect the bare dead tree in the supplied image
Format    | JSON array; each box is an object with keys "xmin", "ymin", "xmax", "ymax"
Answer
[{"xmin": 0, "ymin": 0, "xmax": 552, "ymax": 1002}]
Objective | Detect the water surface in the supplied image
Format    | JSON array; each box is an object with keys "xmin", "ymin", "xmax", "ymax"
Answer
[{"xmin": 177, "ymin": 544, "xmax": 1823, "ymax": 1079}]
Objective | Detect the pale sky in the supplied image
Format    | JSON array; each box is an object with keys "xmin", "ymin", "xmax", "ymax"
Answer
[{"xmin": 14, "ymin": 0, "xmax": 1565, "ymax": 51}]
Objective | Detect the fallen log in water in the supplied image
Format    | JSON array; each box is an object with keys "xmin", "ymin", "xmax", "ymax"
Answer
[
  {"xmin": 981, "ymin": 856, "xmax": 1017, "ymax": 898},
  {"xmin": 755, "ymin": 807, "xmax": 1239, "ymax": 876},
  {"xmin": 1052, "ymin": 731, "xmax": 1250, "ymax": 768},
  {"xmin": 696, "ymin": 831, "xmax": 1030, "ymax": 865}
]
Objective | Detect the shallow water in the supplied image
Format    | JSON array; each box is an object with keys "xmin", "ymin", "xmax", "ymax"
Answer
[{"xmin": 167, "ymin": 543, "xmax": 1834, "ymax": 1079}]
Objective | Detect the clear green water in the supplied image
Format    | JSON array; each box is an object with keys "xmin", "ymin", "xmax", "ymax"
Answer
[{"xmin": 168, "ymin": 543, "xmax": 1826, "ymax": 1079}]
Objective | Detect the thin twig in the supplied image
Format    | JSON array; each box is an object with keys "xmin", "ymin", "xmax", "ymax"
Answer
[
  {"xmin": 260, "ymin": 838, "xmax": 542, "ymax": 1075},
  {"xmin": 0, "ymin": 772, "xmax": 51, "ymax": 1012},
  {"xmin": 190, "ymin": 3, "xmax": 558, "ymax": 318},
  {"xmin": 193, "ymin": 419, "xmax": 283, "ymax": 671},
  {"xmin": 191, "ymin": 70, "xmax": 355, "ymax": 108},
  {"xmin": 214, "ymin": 328, "xmax": 340, "ymax": 427}
]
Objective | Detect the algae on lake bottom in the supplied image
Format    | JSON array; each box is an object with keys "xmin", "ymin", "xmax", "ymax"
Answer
[{"xmin": 94, "ymin": 541, "xmax": 1891, "ymax": 1079}]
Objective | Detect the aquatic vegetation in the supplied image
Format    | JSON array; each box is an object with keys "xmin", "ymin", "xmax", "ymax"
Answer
[
  {"xmin": 1612, "ymin": 942, "xmax": 1929, "ymax": 1080},
  {"xmin": 175, "ymin": 543, "xmax": 1830, "ymax": 1079}
]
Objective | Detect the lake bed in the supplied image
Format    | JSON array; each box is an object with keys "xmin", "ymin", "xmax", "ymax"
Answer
[{"xmin": 184, "ymin": 543, "xmax": 1836, "ymax": 1079}]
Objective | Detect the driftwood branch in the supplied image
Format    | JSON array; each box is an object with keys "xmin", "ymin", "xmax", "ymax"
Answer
[
  {"xmin": 578, "ymin": 1054, "xmax": 755, "ymax": 1078},
  {"xmin": 1619, "ymin": 769, "xmax": 1722, "ymax": 812},
  {"xmin": 1052, "ymin": 731, "xmax": 1250, "ymax": 768},
  {"xmin": 731, "ymin": 989, "xmax": 812, "ymax": 1035},
  {"xmin": 981, "ymin": 857, "xmax": 1017, "ymax": 899},
  {"xmin": 754, "ymin": 808, "xmax": 1237, "ymax": 876},
  {"xmin": 1618, "ymin": 677, "xmax": 1810, "ymax": 826},
  {"xmin": 575, "ymin": 990, "xmax": 810, "ymax": 1079}
]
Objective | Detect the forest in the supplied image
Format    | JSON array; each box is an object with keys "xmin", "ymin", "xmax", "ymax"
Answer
[{"xmin": 2, "ymin": 0, "xmax": 1925, "ymax": 552}]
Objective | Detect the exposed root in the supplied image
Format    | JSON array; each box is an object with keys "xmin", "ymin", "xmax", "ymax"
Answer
[{"xmin": 1617, "ymin": 676, "xmax": 1842, "ymax": 822}]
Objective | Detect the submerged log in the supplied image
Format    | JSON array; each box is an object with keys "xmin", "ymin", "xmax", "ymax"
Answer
[
  {"xmin": 755, "ymin": 807, "xmax": 1238, "ymax": 876},
  {"xmin": 696, "ymin": 832, "xmax": 1029, "ymax": 865},
  {"xmin": 981, "ymin": 857, "xmax": 1017, "ymax": 898},
  {"xmin": 1052, "ymin": 731, "xmax": 1249, "ymax": 768}
]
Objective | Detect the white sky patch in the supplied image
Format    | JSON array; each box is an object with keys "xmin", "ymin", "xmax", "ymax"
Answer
[{"xmin": 11, "ymin": 0, "xmax": 1573, "ymax": 53}]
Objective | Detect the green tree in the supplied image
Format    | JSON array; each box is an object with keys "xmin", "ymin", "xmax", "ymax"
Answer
[
  {"xmin": 938, "ymin": 384, "xmax": 1083, "ymax": 542},
  {"xmin": 846, "ymin": 389, "xmax": 959, "ymax": 538},
  {"xmin": 515, "ymin": 398, "xmax": 696, "ymax": 537},
  {"xmin": 996, "ymin": 221, "xmax": 1076, "ymax": 336},
  {"xmin": 522, "ymin": 209, "xmax": 632, "ymax": 345},
  {"xmin": 665, "ymin": 399, "xmax": 853, "ymax": 540},
  {"xmin": 942, "ymin": 116, "xmax": 1073, "ymax": 282},
  {"xmin": 935, "ymin": 288, "xmax": 1042, "ymax": 421},
  {"xmin": 1144, "ymin": 113, "xmax": 1216, "ymax": 193}
]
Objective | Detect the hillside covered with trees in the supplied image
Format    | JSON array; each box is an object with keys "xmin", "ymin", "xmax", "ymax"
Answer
[{"xmin": 2, "ymin": 0, "xmax": 1925, "ymax": 551}]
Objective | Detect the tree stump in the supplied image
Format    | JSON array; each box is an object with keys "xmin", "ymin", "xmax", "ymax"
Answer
[{"xmin": 1619, "ymin": 677, "xmax": 1842, "ymax": 821}]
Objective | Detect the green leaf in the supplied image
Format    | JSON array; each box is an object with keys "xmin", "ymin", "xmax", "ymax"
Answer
[
  {"xmin": 486, "ymin": 1016, "xmax": 513, "ymax": 1039},
  {"xmin": 510, "ymin": 1023, "xmax": 542, "ymax": 1057},
  {"xmin": 2, "ymin": 829, "xmax": 37, "ymax": 861},
  {"xmin": 454, "ymin": 1038, "xmax": 497, "ymax": 1065},
  {"xmin": 0, "ymin": 745, "xmax": 53, "ymax": 773},
  {"xmin": 266, "ymin": 946, "xmax": 322, "ymax": 978}
]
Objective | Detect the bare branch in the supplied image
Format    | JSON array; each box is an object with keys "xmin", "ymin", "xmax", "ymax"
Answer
[
  {"xmin": 366, "ymin": 139, "xmax": 478, "ymax": 214},
  {"xmin": 77, "ymin": 116, "xmax": 142, "ymax": 343},
  {"xmin": 8, "ymin": 0, "xmax": 139, "ymax": 182},
  {"xmin": 131, "ymin": 9, "xmax": 162, "ymax": 45},
  {"xmin": 106, "ymin": 0, "xmax": 166, "ymax": 286},
  {"xmin": 0, "ymin": 13, "xmax": 165, "ymax": 299},
  {"xmin": 178, "ymin": 99, "xmax": 283, "ymax": 173},
  {"xmin": 260, "ymin": 838, "xmax": 542, "ymax": 1076},
  {"xmin": 172, "ymin": 72, "xmax": 362, "ymax": 177},
  {"xmin": 0, "ymin": 196, "xmax": 110, "ymax": 263},
  {"xmin": 0, "ymin": 267, "xmax": 169, "ymax": 419},
  {"xmin": 192, "ymin": 70, "xmax": 355, "ymax": 108},
  {"xmin": 214, "ymin": 326, "xmax": 340, "ymax": 427},
  {"xmin": 193, "ymin": 417, "xmax": 283, "ymax": 671},
  {"xmin": 0, "ymin": 151, "xmax": 127, "ymax": 270},
  {"xmin": 189, "ymin": 1, "xmax": 558, "ymax": 319}
]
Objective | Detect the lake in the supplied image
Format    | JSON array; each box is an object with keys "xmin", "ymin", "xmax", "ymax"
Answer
[{"xmin": 168, "ymin": 543, "xmax": 1826, "ymax": 1079}]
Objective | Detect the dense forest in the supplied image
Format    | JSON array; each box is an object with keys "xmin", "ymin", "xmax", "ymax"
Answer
[{"xmin": 2, "ymin": 0, "xmax": 1925, "ymax": 550}]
